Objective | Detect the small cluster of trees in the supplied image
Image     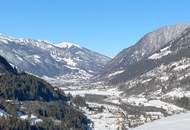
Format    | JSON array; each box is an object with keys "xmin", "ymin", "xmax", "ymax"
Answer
[
  {"xmin": 176, "ymin": 96, "xmax": 190, "ymax": 109},
  {"xmin": 71, "ymin": 95, "xmax": 87, "ymax": 107}
]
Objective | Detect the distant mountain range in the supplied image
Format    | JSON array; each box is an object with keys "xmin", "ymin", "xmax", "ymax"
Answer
[{"xmin": 0, "ymin": 34, "xmax": 110, "ymax": 85}]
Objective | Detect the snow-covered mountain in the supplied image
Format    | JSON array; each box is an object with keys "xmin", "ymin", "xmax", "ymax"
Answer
[
  {"xmin": 0, "ymin": 34, "xmax": 111, "ymax": 85},
  {"xmin": 103, "ymin": 25, "xmax": 190, "ymax": 107},
  {"xmin": 109, "ymin": 25, "xmax": 190, "ymax": 88},
  {"xmin": 99, "ymin": 24, "xmax": 190, "ymax": 79}
]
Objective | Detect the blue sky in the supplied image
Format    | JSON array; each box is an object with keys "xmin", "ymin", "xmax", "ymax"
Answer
[{"xmin": 0, "ymin": 0, "xmax": 190, "ymax": 57}]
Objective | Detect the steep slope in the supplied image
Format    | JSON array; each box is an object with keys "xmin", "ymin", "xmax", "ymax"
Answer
[
  {"xmin": 110, "ymin": 27, "xmax": 190, "ymax": 86},
  {"xmin": 0, "ymin": 55, "xmax": 68, "ymax": 101},
  {"xmin": 0, "ymin": 34, "xmax": 110, "ymax": 85},
  {"xmin": 0, "ymin": 55, "xmax": 17, "ymax": 74},
  {"xmin": 100, "ymin": 24, "xmax": 190, "ymax": 79},
  {"xmin": 0, "ymin": 55, "xmax": 90, "ymax": 129}
]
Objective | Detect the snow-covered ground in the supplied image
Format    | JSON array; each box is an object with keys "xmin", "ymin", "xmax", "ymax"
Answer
[
  {"xmin": 108, "ymin": 70, "xmax": 125, "ymax": 78},
  {"xmin": 83, "ymin": 102, "xmax": 127, "ymax": 130},
  {"xmin": 19, "ymin": 114, "xmax": 43, "ymax": 125},
  {"xmin": 64, "ymin": 87, "xmax": 122, "ymax": 97},
  {"xmin": 131, "ymin": 112, "xmax": 190, "ymax": 130},
  {"xmin": 63, "ymin": 82, "xmax": 187, "ymax": 130},
  {"xmin": 0, "ymin": 108, "xmax": 8, "ymax": 117},
  {"xmin": 64, "ymin": 85, "xmax": 128, "ymax": 130},
  {"xmin": 121, "ymin": 95, "xmax": 184, "ymax": 114},
  {"xmin": 148, "ymin": 45, "xmax": 171, "ymax": 60}
]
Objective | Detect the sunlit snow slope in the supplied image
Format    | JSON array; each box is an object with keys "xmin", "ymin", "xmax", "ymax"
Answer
[{"xmin": 131, "ymin": 112, "xmax": 190, "ymax": 130}]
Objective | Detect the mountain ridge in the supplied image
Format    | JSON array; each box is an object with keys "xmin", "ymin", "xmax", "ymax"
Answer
[
  {"xmin": 0, "ymin": 33, "xmax": 111, "ymax": 85},
  {"xmin": 97, "ymin": 24, "xmax": 190, "ymax": 81}
]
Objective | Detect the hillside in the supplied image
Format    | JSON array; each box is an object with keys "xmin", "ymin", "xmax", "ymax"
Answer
[
  {"xmin": 0, "ymin": 55, "xmax": 90, "ymax": 130},
  {"xmin": 98, "ymin": 24, "xmax": 190, "ymax": 80}
]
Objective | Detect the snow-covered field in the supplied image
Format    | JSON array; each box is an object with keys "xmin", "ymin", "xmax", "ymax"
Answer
[
  {"xmin": 121, "ymin": 95, "xmax": 184, "ymax": 114},
  {"xmin": 0, "ymin": 108, "xmax": 8, "ymax": 117},
  {"xmin": 64, "ymin": 87, "xmax": 122, "ymax": 97},
  {"xmin": 64, "ymin": 85, "xmax": 128, "ymax": 130},
  {"xmin": 83, "ymin": 102, "xmax": 127, "ymax": 130},
  {"xmin": 131, "ymin": 112, "xmax": 190, "ymax": 130}
]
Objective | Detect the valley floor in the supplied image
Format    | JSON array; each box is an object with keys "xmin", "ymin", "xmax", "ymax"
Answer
[
  {"xmin": 64, "ymin": 86, "xmax": 128, "ymax": 130},
  {"xmin": 84, "ymin": 102, "xmax": 126, "ymax": 130},
  {"xmin": 62, "ymin": 83, "xmax": 188, "ymax": 130}
]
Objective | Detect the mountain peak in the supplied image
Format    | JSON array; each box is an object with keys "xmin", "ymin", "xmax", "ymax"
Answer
[{"xmin": 56, "ymin": 42, "xmax": 81, "ymax": 49}]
